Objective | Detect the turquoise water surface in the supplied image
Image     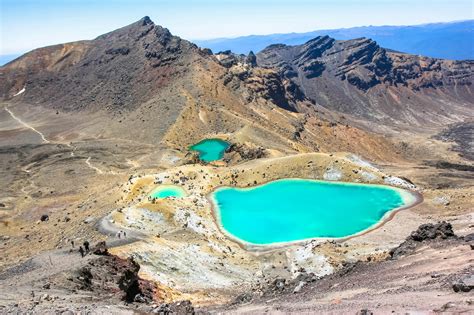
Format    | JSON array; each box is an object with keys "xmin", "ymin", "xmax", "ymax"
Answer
[
  {"xmin": 211, "ymin": 179, "xmax": 414, "ymax": 245},
  {"xmin": 150, "ymin": 185, "xmax": 186, "ymax": 199},
  {"xmin": 189, "ymin": 139, "xmax": 230, "ymax": 162}
]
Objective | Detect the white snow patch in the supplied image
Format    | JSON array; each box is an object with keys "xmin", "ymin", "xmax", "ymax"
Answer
[
  {"xmin": 384, "ymin": 176, "xmax": 416, "ymax": 189},
  {"xmin": 154, "ymin": 173, "xmax": 170, "ymax": 184},
  {"xmin": 360, "ymin": 170, "xmax": 378, "ymax": 182},
  {"xmin": 346, "ymin": 154, "xmax": 377, "ymax": 170},
  {"xmin": 198, "ymin": 110, "xmax": 207, "ymax": 124},
  {"xmin": 433, "ymin": 196, "xmax": 450, "ymax": 206},
  {"xmin": 323, "ymin": 166, "xmax": 342, "ymax": 181},
  {"xmin": 287, "ymin": 242, "xmax": 333, "ymax": 278},
  {"xmin": 13, "ymin": 86, "xmax": 26, "ymax": 97},
  {"xmin": 174, "ymin": 208, "xmax": 208, "ymax": 235}
]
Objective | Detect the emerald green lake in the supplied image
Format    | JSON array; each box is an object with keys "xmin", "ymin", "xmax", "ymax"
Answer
[
  {"xmin": 211, "ymin": 179, "xmax": 417, "ymax": 245},
  {"xmin": 189, "ymin": 139, "xmax": 230, "ymax": 162},
  {"xmin": 150, "ymin": 185, "xmax": 186, "ymax": 199}
]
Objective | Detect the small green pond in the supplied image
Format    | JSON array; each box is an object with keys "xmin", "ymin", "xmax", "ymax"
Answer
[
  {"xmin": 189, "ymin": 139, "xmax": 230, "ymax": 162},
  {"xmin": 150, "ymin": 185, "xmax": 186, "ymax": 199},
  {"xmin": 211, "ymin": 179, "xmax": 417, "ymax": 245}
]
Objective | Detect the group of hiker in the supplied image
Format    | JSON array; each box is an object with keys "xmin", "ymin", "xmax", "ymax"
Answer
[
  {"xmin": 71, "ymin": 230, "xmax": 127, "ymax": 257},
  {"xmin": 79, "ymin": 241, "xmax": 90, "ymax": 257},
  {"xmin": 117, "ymin": 230, "xmax": 127, "ymax": 239},
  {"xmin": 71, "ymin": 240, "xmax": 91, "ymax": 257}
]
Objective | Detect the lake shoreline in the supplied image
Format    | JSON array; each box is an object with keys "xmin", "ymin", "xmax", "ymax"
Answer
[{"xmin": 207, "ymin": 178, "xmax": 424, "ymax": 252}]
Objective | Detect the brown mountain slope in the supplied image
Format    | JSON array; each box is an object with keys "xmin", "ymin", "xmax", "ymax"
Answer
[
  {"xmin": 256, "ymin": 36, "xmax": 474, "ymax": 126},
  {"xmin": 0, "ymin": 17, "xmax": 419, "ymax": 163},
  {"xmin": 0, "ymin": 16, "xmax": 205, "ymax": 112}
]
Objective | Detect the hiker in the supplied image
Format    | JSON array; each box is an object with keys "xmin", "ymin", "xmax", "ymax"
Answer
[
  {"xmin": 71, "ymin": 240, "xmax": 75, "ymax": 248},
  {"xmin": 83, "ymin": 241, "xmax": 90, "ymax": 253},
  {"xmin": 117, "ymin": 231, "xmax": 121, "ymax": 239},
  {"xmin": 123, "ymin": 231, "xmax": 126, "ymax": 238},
  {"xmin": 79, "ymin": 246, "xmax": 85, "ymax": 257}
]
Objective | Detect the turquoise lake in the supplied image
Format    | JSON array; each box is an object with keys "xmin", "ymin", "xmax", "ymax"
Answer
[
  {"xmin": 150, "ymin": 185, "xmax": 186, "ymax": 199},
  {"xmin": 189, "ymin": 139, "xmax": 230, "ymax": 162},
  {"xmin": 211, "ymin": 179, "xmax": 416, "ymax": 245}
]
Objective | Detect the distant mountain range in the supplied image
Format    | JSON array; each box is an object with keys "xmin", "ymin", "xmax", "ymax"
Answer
[{"xmin": 194, "ymin": 20, "xmax": 474, "ymax": 60}]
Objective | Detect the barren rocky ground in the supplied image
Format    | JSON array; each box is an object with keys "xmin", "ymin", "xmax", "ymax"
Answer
[{"xmin": 0, "ymin": 17, "xmax": 473, "ymax": 314}]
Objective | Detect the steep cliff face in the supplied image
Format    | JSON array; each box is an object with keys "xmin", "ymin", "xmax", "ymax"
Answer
[
  {"xmin": 257, "ymin": 37, "xmax": 473, "ymax": 125},
  {"xmin": 213, "ymin": 51, "xmax": 308, "ymax": 112}
]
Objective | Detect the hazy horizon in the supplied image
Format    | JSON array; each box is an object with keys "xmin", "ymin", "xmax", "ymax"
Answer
[
  {"xmin": 1, "ymin": 0, "xmax": 473, "ymax": 57},
  {"xmin": 1, "ymin": 18, "xmax": 472, "ymax": 66}
]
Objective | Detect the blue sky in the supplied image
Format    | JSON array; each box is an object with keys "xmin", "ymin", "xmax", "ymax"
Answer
[{"xmin": 1, "ymin": 0, "xmax": 473, "ymax": 55}]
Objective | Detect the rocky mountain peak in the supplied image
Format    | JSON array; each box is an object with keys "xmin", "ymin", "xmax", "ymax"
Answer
[
  {"xmin": 0, "ymin": 17, "xmax": 201, "ymax": 111},
  {"xmin": 140, "ymin": 16, "xmax": 154, "ymax": 26}
]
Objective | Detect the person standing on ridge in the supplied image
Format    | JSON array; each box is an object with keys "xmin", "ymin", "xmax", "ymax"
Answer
[{"xmin": 83, "ymin": 241, "xmax": 90, "ymax": 253}]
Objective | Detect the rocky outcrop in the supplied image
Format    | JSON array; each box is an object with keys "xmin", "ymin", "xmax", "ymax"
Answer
[
  {"xmin": 152, "ymin": 300, "xmax": 195, "ymax": 314},
  {"xmin": 257, "ymin": 36, "xmax": 473, "ymax": 125},
  {"xmin": 434, "ymin": 122, "xmax": 474, "ymax": 160},
  {"xmin": 389, "ymin": 222, "xmax": 457, "ymax": 259},
  {"xmin": 74, "ymin": 254, "xmax": 157, "ymax": 303},
  {"xmin": 452, "ymin": 275, "xmax": 474, "ymax": 293},
  {"xmin": 223, "ymin": 142, "xmax": 266, "ymax": 163},
  {"xmin": 258, "ymin": 36, "xmax": 472, "ymax": 92},
  {"xmin": 246, "ymin": 51, "xmax": 257, "ymax": 67}
]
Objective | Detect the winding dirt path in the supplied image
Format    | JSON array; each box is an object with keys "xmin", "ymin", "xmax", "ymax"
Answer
[
  {"xmin": 85, "ymin": 157, "xmax": 104, "ymax": 174},
  {"xmin": 4, "ymin": 106, "xmax": 111, "ymax": 175},
  {"xmin": 4, "ymin": 106, "xmax": 49, "ymax": 143}
]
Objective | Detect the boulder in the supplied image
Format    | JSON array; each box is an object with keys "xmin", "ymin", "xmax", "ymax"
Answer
[
  {"xmin": 408, "ymin": 222, "xmax": 455, "ymax": 241},
  {"xmin": 92, "ymin": 241, "xmax": 109, "ymax": 256},
  {"xmin": 232, "ymin": 293, "xmax": 253, "ymax": 304},
  {"xmin": 452, "ymin": 275, "xmax": 474, "ymax": 293},
  {"xmin": 389, "ymin": 221, "xmax": 457, "ymax": 259},
  {"xmin": 153, "ymin": 300, "xmax": 194, "ymax": 314},
  {"xmin": 246, "ymin": 51, "xmax": 257, "ymax": 67}
]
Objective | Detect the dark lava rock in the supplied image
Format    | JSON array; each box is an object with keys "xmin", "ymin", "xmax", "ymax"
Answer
[
  {"xmin": 452, "ymin": 275, "xmax": 474, "ymax": 292},
  {"xmin": 40, "ymin": 214, "xmax": 49, "ymax": 222},
  {"xmin": 398, "ymin": 176, "xmax": 415, "ymax": 185},
  {"xmin": 200, "ymin": 48, "xmax": 213, "ymax": 55},
  {"xmin": 464, "ymin": 233, "xmax": 474, "ymax": 242},
  {"xmin": 71, "ymin": 255, "xmax": 157, "ymax": 303},
  {"xmin": 389, "ymin": 222, "xmax": 457, "ymax": 259},
  {"xmin": 232, "ymin": 293, "xmax": 253, "ymax": 304},
  {"xmin": 408, "ymin": 222, "xmax": 455, "ymax": 242},
  {"xmin": 77, "ymin": 267, "xmax": 93, "ymax": 290},
  {"xmin": 426, "ymin": 160, "xmax": 474, "ymax": 172},
  {"xmin": 224, "ymin": 143, "xmax": 266, "ymax": 161},
  {"xmin": 357, "ymin": 310, "xmax": 374, "ymax": 315},
  {"xmin": 105, "ymin": 47, "xmax": 130, "ymax": 56},
  {"xmin": 271, "ymin": 278, "xmax": 286, "ymax": 292},
  {"xmin": 154, "ymin": 300, "xmax": 195, "ymax": 314},
  {"xmin": 434, "ymin": 122, "xmax": 474, "ymax": 161},
  {"xmin": 246, "ymin": 51, "xmax": 257, "ymax": 67},
  {"xmin": 134, "ymin": 293, "xmax": 146, "ymax": 303},
  {"xmin": 118, "ymin": 258, "xmax": 142, "ymax": 302},
  {"xmin": 92, "ymin": 241, "xmax": 109, "ymax": 256}
]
